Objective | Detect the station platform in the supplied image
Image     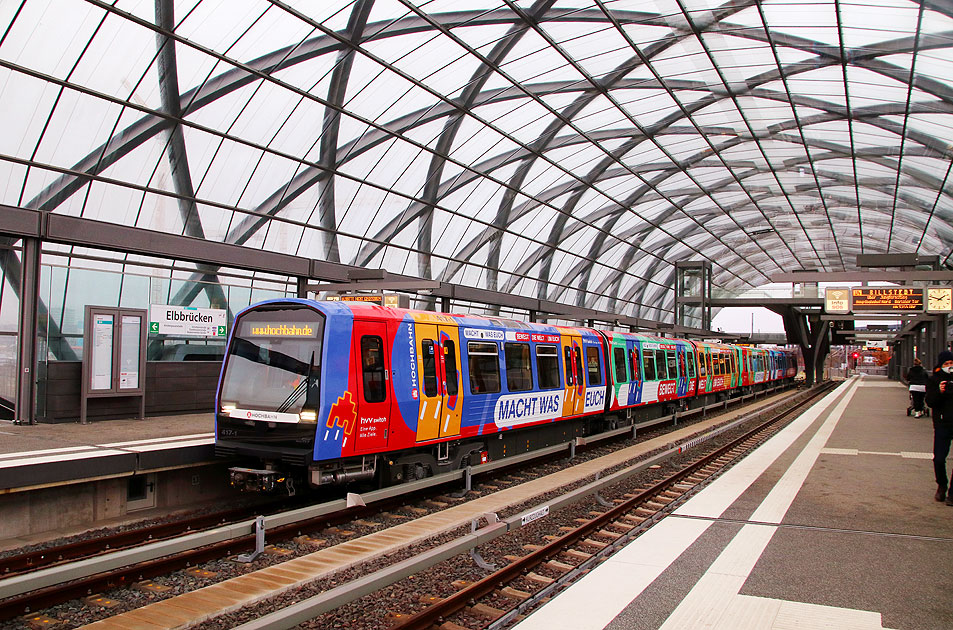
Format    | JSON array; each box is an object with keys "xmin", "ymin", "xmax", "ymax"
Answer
[
  {"xmin": 0, "ymin": 413, "xmax": 215, "ymax": 492},
  {"xmin": 513, "ymin": 375, "xmax": 953, "ymax": 630}
]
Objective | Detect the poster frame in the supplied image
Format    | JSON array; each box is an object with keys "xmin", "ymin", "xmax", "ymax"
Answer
[{"xmin": 81, "ymin": 306, "xmax": 148, "ymax": 424}]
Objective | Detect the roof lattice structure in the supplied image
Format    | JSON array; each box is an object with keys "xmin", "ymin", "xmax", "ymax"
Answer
[{"xmin": 2, "ymin": 0, "xmax": 952, "ymax": 327}]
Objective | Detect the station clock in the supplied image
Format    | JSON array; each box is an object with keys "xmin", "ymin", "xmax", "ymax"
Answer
[{"xmin": 927, "ymin": 287, "xmax": 953, "ymax": 313}]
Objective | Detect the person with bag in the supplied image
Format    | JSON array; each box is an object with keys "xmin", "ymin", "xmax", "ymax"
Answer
[
  {"xmin": 907, "ymin": 358, "xmax": 929, "ymax": 417},
  {"xmin": 925, "ymin": 350, "xmax": 953, "ymax": 504}
]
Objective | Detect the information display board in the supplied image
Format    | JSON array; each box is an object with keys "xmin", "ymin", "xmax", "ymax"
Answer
[
  {"xmin": 851, "ymin": 287, "xmax": 924, "ymax": 312},
  {"xmin": 325, "ymin": 293, "xmax": 410, "ymax": 308},
  {"xmin": 82, "ymin": 306, "xmax": 147, "ymax": 424}
]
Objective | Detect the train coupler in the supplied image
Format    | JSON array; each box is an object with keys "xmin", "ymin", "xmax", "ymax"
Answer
[{"xmin": 229, "ymin": 466, "xmax": 293, "ymax": 494}]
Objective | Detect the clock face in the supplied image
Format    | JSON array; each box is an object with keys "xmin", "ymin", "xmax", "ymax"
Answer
[{"xmin": 928, "ymin": 287, "xmax": 952, "ymax": 312}]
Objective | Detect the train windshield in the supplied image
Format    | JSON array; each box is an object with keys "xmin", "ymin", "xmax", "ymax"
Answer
[{"xmin": 219, "ymin": 305, "xmax": 324, "ymax": 415}]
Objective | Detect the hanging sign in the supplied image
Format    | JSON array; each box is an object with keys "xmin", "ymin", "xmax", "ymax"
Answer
[
  {"xmin": 851, "ymin": 288, "xmax": 923, "ymax": 313},
  {"xmin": 150, "ymin": 305, "xmax": 227, "ymax": 337},
  {"xmin": 824, "ymin": 287, "xmax": 850, "ymax": 314}
]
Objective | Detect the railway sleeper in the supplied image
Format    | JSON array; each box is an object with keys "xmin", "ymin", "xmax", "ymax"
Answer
[
  {"xmin": 546, "ymin": 560, "xmax": 575, "ymax": 573},
  {"xmin": 469, "ymin": 603, "xmax": 505, "ymax": 620},
  {"xmin": 500, "ymin": 586, "xmax": 532, "ymax": 601}
]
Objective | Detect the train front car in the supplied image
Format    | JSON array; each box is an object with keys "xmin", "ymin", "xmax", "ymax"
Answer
[{"xmin": 215, "ymin": 299, "xmax": 327, "ymax": 492}]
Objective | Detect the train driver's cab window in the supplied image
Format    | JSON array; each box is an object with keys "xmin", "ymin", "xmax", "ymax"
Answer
[
  {"xmin": 361, "ymin": 336, "xmax": 386, "ymax": 403},
  {"xmin": 468, "ymin": 342, "xmax": 501, "ymax": 394},
  {"xmin": 614, "ymin": 347, "xmax": 628, "ymax": 382},
  {"xmin": 505, "ymin": 342, "xmax": 533, "ymax": 392},
  {"xmin": 655, "ymin": 349, "xmax": 667, "ymax": 380},
  {"xmin": 643, "ymin": 351, "xmax": 656, "ymax": 381},
  {"xmin": 586, "ymin": 346, "xmax": 602, "ymax": 386},
  {"xmin": 444, "ymin": 340, "xmax": 459, "ymax": 396},
  {"xmin": 537, "ymin": 345, "xmax": 560, "ymax": 389},
  {"xmin": 564, "ymin": 346, "xmax": 574, "ymax": 386},
  {"xmin": 422, "ymin": 340, "xmax": 438, "ymax": 397}
]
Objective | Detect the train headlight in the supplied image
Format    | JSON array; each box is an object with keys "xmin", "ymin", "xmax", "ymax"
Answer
[
  {"xmin": 221, "ymin": 401, "xmax": 237, "ymax": 414},
  {"xmin": 299, "ymin": 410, "xmax": 317, "ymax": 422}
]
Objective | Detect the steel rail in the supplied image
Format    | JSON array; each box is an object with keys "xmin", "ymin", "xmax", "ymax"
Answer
[
  {"xmin": 0, "ymin": 382, "xmax": 798, "ymax": 620},
  {"xmin": 228, "ymin": 382, "xmax": 829, "ymax": 630},
  {"xmin": 388, "ymin": 382, "xmax": 837, "ymax": 630}
]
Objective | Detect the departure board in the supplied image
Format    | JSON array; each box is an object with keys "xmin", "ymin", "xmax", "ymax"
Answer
[{"xmin": 851, "ymin": 287, "xmax": 924, "ymax": 312}]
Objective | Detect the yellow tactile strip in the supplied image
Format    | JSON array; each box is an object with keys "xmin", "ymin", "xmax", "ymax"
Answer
[{"xmin": 81, "ymin": 394, "xmax": 788, "ymax": 629}]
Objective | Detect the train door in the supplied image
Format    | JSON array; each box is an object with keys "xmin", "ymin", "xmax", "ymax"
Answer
[
  {"xmin": 676, "ymin": 345, "xmax": 688, "ymax": 397},
  {"xmin": 437, "ymin": 325, "xmax": 462, "ymax": 438},
  {"xmin": 413, "ymin": 324, "xmax": 462, "ymax": 441},
  {"xmin": 562, "ymin": 337, "xmax": 585, "ymax": 416},
  {"xmin": 629, "ymin": 341, "xmax": 642, "ymax": 405},
  {"xmin": 352, "ymin": 320, "xmax": 391, "ymax": 452},
  {"xmin": 414, "ymin": 323, "xmax": 441, "ymax": 442},
  {"xmin": 685, "ymin": 343, "xmax": 697, "ymax": 396}
]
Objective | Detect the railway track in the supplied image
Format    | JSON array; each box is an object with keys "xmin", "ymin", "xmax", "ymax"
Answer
[
  {"xmin": 388, "ymin": 383, "xmax": 835, "ymax": 630},
  {"xmin": 0, "ymin": 382, "xmax": 809, "ymax": 628}
]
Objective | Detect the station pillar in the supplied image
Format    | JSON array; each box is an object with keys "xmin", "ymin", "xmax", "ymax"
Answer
[{"xmin": 15, "ymin": 236, "xmax": 41, "ymax": 425}]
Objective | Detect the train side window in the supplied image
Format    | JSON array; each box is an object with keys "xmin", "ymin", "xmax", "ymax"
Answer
[
  {"xmin": 630, "ymin": 348, "xmax": 641, "ymax": 381},
  {"xmin": 444, "ymin": 340, "xmax": 459, "ymax": 396},
  {"xmin": 422, "ymin": 340, "xmax": 438, "ymax": 397},
  {"xmin": 586, "ymin": 346, "xmax": 603, "ymax": 386},
  {"xmin": 537, "ymin": 345, "xmax": 560, "ymax": 389},
  {"xmin": 505, "ymin": 342, "xmax": 533, "ymax": 392},
  {"xmin": 613, "ymin": 347, "xmax": 628, "ymax": 383},
  {"xmin": 655, "ymin": 349, "xmax": 667, "ymax": 380},
  {"xmin": 706, "ymin": 352, "xmax": 713, "ymax": 376},
  {"xmin": 643, "ymin": 351, "xmax": 656, "ymax": 381},
  {"xmin": 468, "ymin": 342, "xmax": 501, "ymax": 394},
  {"xmin": 574, "ymin": 347, "xmax": 584, "ymax": 387},
  {"xmin": 687, "ymin": 352, "xmax": 695, "ymax": 378},
  {"xmin": 666, "ymin": 351, "xmax": 677, "ymax": 379},
  {"xmin": 564, "ymin": 346, "xmax": 574, "ymax": 386},
  {"xmin": 360, "ymin": 335, "xmax": 386, "ymax": 403},
  {"xmin": 697, "ymin": 352, "xmax": 705, "ymax": 377}
]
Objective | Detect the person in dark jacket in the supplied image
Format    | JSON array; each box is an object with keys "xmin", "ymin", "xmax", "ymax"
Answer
[
  {"xmin": 907, "ymin": 358, "xmax": 929, "ymax": 417},
  {"xmin": 926, "ymin": 350, "xmax": 953, "ymax": 503}
]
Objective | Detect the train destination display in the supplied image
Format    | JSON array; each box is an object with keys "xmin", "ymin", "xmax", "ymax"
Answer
[{"xmin": 851, "ymin": 288, "xmax": 924, "ymax": 312}]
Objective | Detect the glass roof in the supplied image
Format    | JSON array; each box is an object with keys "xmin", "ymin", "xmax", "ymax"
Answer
[{"xmin": 2, "ymin": 0, "xmax": 953, "ymax": 322}]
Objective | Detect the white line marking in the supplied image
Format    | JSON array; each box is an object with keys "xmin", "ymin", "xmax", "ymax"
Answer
[
  {"xmin": 660, "ymin": 379, "xmax": 862, "ymax": 628},
  {"xmin": 511, "ymin": 381, "xmax": 853, "ymax": 630}
]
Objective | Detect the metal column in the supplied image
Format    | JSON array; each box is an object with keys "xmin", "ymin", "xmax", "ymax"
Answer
[{"xmin": 15, "ymin": 237, "xmax": 40, "ymax": 425}]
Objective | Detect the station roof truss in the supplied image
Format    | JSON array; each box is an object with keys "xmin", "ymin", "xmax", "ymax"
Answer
[{"xmin": 2, "ymin": 0, "xmax": 953, "ymax": 330}]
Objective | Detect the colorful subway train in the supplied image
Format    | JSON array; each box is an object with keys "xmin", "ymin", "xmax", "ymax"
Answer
[{"xmin": 215, "ymin": 299, "xmax": 798, "ymax": 491}]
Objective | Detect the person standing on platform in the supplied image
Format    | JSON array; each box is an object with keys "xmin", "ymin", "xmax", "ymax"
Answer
[
  {"xmin": 907, "ymin": 358, "xmax": 929, "ymax": 417},
  {"xmin": 926, "ymin": 350, "xmax": 953, "ymax": 504}
]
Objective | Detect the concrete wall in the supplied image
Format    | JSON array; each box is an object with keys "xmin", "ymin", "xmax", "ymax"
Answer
[{"xmin": 0, "ymin": 463, "xmax": 236, "ymax": 541}]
